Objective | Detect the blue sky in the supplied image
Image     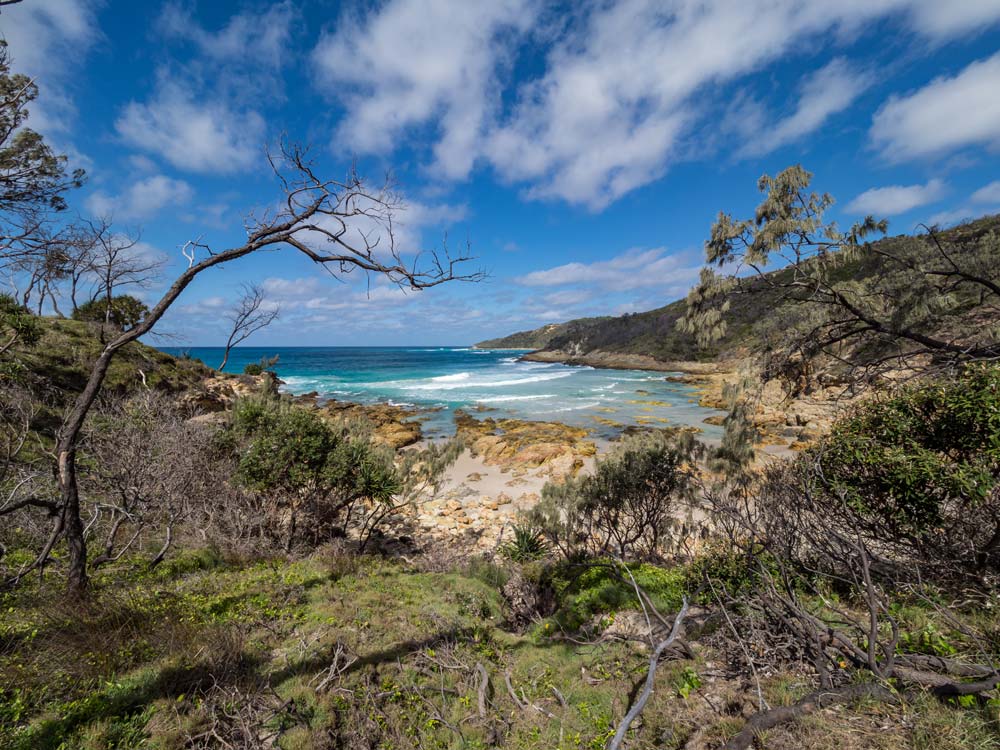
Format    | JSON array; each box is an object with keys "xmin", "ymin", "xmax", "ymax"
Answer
[{"xmin": 3, "ymin": 0, "xmax": 1000, "ymax": 346}]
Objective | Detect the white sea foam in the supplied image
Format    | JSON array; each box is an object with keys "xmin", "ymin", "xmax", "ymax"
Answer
[
  {"xmin": 430, "ymin": 372, "xmax": 472, "ymax": 383},
  {"xmin": 551, "ymin": 401, "xmax": 601, "ymax": 412},
  {"xmin": 402, "ymin": 371, "xmax": 575, "ymax": 391},
  {"xmin": 476, "ymin": 394, "xmax": 555, "ymax": 403}
]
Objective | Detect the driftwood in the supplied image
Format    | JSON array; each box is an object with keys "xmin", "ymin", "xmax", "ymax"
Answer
[{"xmin": 606, "ymin": 598, "xmax": 690, "ymax": 750}]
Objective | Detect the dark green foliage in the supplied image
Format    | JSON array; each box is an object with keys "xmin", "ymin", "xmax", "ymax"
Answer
[
  {"xmin": 243, "ymin": 354, "xmax": 279, "ymax": 375},
  {"xmin": 72, "ymin": 295, "xmax": 149, "ymax": 330},
  {"xmin": 531, "ymin": 431, "xmax": 700, "ymax": 560},
  {"xmin": 821, "ymin": 364, "xmax": 1000, "ymax": 528},
  {"xmin": 501, "ymin": 524, "xmax": 548, "ymax": 562},
  {"xmin": 546, "ymin": 560, "xmax": 687, "ymax": 633},
  {"xmin": 0, "ymin": 294, "xmax": 41, "ymax": 348},
  {"xmin": 0, "ymin": 41, "xmax": 85, "ymax": 217},
  {"xmin": 813, "ymin": 364, "xmax": 1000, "ymax": 573},
  {"xmin": 219, "ymin": 395, "xmax": 401, "ymax": 549},
  {"xmin": 681, "ymin": 542, "xmax": 770, "ymax": 603},
  {"xmin": 231, "ymin": 402, "xmax": 399, "ymax": 501}
]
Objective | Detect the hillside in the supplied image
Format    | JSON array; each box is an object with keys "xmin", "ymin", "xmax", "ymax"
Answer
[
  {"xmin": 479, "ymin": 215, "xmax": 1000, "ymax": 369},
  {"xmin": 475, "ymin": 319, "xmax": 606, "ymax": 350}
]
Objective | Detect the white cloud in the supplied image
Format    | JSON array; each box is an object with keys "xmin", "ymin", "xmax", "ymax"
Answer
[
  {"xmin": 312, "ymin": 0, "xmax": 537, "ymax": 180},
  {"xmin": 487, "ymin": 0, "xmax": 1000, "ymax": 209},
  {"xmin": 871, "ymin": 51, "xmax": 1000, "ymax": 161},
  {"xmin": 312, "ymin": 0, "xmax": 1000, "ymax": 209},
  {"xmin": 905, "ymin": 0, "xmax": 1000, "ymax": 38},
  {"xmin": 158, "ymin": 1, "xmax": 295, "ymax": 68},
  {"xmin": 971, "ymin": 180, "xmax": 1000, "ymax": 203},
  {"xmin": 86, "ymin": 174, "xmax": 194, "ymax": 221},
  {"xmin": 517, "ymin": 247, "xmax": 702, "ymax": 294},
  {"xmin": 0, "ymin": 0, "xmax": 99, "ymax": 165},
  {"xmin": 845, "ymin": 178, "xmax": 946, "ymax": 216},
  {"xmin": 177, "ymin": 295, "xmax": 228, "ymax": 315},
  {"xmin": 116, "ymin": 77, "xmax": 265, "ymax": 174},
  {"xmin": 742, "ymin": 58, "xmax": 871, "ymax": 157}
]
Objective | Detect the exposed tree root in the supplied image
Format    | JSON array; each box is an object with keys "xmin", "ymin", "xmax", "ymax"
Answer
[{"xmin": 721, "ymin": 683, "xmax": 898, "ymax": 750}]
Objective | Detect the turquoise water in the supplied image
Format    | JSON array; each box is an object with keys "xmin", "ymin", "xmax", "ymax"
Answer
[{"xmin": 161, "ymin": 346, "xmax": 725, "ymax": 440}]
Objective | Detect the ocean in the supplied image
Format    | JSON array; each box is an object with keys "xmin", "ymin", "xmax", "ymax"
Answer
[{"xmin": 160, "ymin": 346, "xmax": 726, "ymax": 440}]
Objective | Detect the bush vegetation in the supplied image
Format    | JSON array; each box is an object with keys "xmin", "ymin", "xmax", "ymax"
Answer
[
  {"xmin": 812, "ymin": 363, "xmax": 1000, "ymax": 576},
  {"xmin": 72, "ymin": 295, "xmax": 149, "ymax": 330},
  {"xmin": 529, "ymin": 430, "xmax": 700, "ymax": 559}
]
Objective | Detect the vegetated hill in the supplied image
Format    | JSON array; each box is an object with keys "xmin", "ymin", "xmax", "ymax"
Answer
[
  {"xmin": 7, "ymin": 317, "xmax": 215, "ymax": 439},
  {"xmin": 475, "ymin": 319, "xmax": 608, "ymax": 349},
  {"xmin": 479, "ymin": 214, "xmax": 1000, "ymax": 367}
]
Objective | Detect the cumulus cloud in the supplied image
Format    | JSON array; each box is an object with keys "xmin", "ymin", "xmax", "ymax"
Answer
[
  {"xmin": 845, "ymin": 178, "xmax": 947, "ymax": 216},
  {"xmin": 517, "ymin": 247, "xmax": 702, "ymax": 295},
  {"xmin": 741, "ymin": 58, "xmax": 872, "ymax": 157},
  {"xmin": 312, "ymin": 0, "xmax": 1000, "ymax": 210},
  {"xmin": 871, "ymin": 51, "xmax": 1000, "ymax": 161},
  {"xmin": 86, "ymin": 174, "xmax": 194, "ymax": 221},
  {"xmin": 116, "ymin": 77, "xmax": 266, "ymax": 174},
  {"xmin": 312, "ymin": 0, "xmax": 536, "ymax": 180}
]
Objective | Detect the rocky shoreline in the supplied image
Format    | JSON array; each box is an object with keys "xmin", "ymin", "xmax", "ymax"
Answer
[
  {"xmin": 519, "ymin": 348, "xmax": 855, "ymax": 454},
  {"xmin": 181, "ymin": 358, "xmax": 850, "ymax": 551}
]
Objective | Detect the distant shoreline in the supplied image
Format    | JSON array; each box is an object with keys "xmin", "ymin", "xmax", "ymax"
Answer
[{"xmin": 519, "ymin": 348, "xmax": 727, "ymax": 375}]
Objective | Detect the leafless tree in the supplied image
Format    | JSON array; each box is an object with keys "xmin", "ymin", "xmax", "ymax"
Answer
[
  {"xmin": 53, "ymin": 221, "xmax": 99, "ymax": 313},
  {"xmin": 0, "ymin": 384, "xmax": 58, "ymax": 586},
  {"xmin": 80, "ymin": 392, "xmax": 209, "ymax": 570},
  {"xmin": 50, "ymin": 141, "xmax": 481, "ymax": 596},
  {"xmin": 83, "ymin": 218, "xmax": 162, "ymax": 320},
  {"xmin": 218, "ymin": 283, "xmax": 279, "ymax": 370}
]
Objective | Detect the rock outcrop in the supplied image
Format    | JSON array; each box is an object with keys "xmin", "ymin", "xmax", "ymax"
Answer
[{"xmin": 454, "ymin": 409, "xmax": 596, "ymax": 478}]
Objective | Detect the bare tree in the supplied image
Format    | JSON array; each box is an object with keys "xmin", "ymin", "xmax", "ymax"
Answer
[
  {"xmin": 81, "ymin": 392, "xmax": 207, "ymax": 570},
  {"xmin": 83, "ymin": 218, "xmax": 162, "ymax": 323},
  {"xmin": 0, "ymin": 384, "xmax": 58, "ymax": 586},
  {"xmin": 218, "ymin": 283, "xmax": 279, "ymax": 370},
  {"xmin": 52, "ymin": 142, "xmax": 481, "ymax": 596},
  {"xmin": 52, "ymin": 221, "xmax": 99, "ymax": 314}
]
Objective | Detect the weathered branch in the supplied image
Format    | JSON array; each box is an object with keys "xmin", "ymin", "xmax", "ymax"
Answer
[
  {"xmin": 607, "ymin": 598, "xmax": 690, "ymax": 750},
  {"xmin": 722, "ymin": 683, "xmax": 898, "ymax": 750}
]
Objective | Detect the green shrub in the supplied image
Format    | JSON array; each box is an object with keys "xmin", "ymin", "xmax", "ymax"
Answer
[
  {"xmin": 548, "ymin": 560, "xmax": 687, "ymax": 632},
  {"xmin": 530, "ymin": 431, "xmax": 700, "ymax": 560},
  {"xmin": 814, "ymin": 364, "xmax": 1000, "ymax": 574},
  {"xmin": 0, "ymin": 294, "xmax": 41, "ymax": 350},
  {"xmin": 72, "ymin": 295, "xmax": 148, "ymax": 330},
  {"xmin": 243, "ymin": 354, "xmax": 279, "ymax": 375},
  {"xmin": 682, "ymin": 542, "xmax": 771, "ymax": 603},
  {"xmin": 218, "ymin": 395, "xmax": 400, "ymax": 550}
]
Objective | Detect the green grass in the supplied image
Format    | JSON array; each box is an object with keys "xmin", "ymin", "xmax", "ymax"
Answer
[{"xmin": 3, "ymin": 549, "xmax": 999, "ymax": 749}]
